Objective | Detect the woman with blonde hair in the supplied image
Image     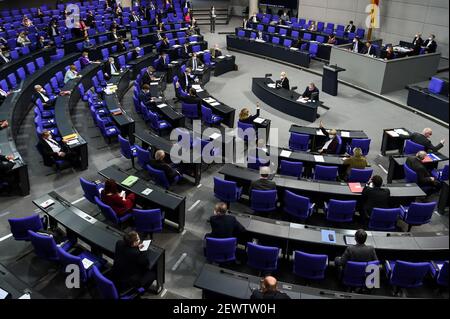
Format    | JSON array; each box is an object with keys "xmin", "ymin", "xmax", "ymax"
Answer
[
  {"xmin": 239, "ymin": 102, "xmax": 261, "ymax": 124},
  {"xmin": 343, "ymin": 147, "xmax": 368, "ymax": 177}
]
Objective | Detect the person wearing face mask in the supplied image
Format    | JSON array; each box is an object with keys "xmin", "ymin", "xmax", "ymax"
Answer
[
  {"xmin": 350, "ymin": 36, "xmax": 363, "ymax": 53},
  {"xmin": 104, "ymin": 57, "xmax": 120, "ymax": 79},
  {"xmin": 412, "ymin": 33, "xmax": 423, "ymax": 55},
  {"xmin": 38, "ymin": 130, "xmax": 80, "ymax": 168},
  {"xmin": 32, "ymin": 85, "xmax": 56, "ymax": 109},
  {"xmin": 363, "ymin": 41, "xmax": 377, "ymax": 57},
  {"xmin": 423, "ymin": 34, "xmax": 437, "ymax": 53},
  {"xmin": 187, "ymin": 52, "xmax": 204, "ymax": 72},
  {"xmin": 155, "ymin": 51, "xmax": 170, "ymax": 71},
  {"xmin": 318, "ymin": 120, "xmax": 340, "ymax": 154},
  {"xmin": 275, "ymin": 72, "xmax": 290, "ymax": 90}
]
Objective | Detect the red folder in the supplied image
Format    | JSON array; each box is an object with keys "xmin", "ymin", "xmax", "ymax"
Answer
[
  {"xmin": 348, "ymin": 183, "xmax": 363, "ymax": 193},
  {"xmin": 421, "ymin": 155, "xmax": 432, "ymax": 163}
]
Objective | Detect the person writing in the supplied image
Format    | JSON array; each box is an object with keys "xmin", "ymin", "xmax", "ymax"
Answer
[
  {"xmin": 139, "ymin": 84, "xmax": 155, "ymax": 109},
  {"xmin": 318, "ymin": 120, "xmax": 339, "ymax": 154},
  {"xmin": 410, "ymin": 128, "xmax": 445, "ymax": 153},
  {"xmin": 100, "ymin": 179, "xmax": 136, "ymax": 217},
  {"xmin": 361, "ymin": 175, "xmax": 390, "ymax": 220},
  {"xmin": 363, "ymin": 41, "xmax": 377, "ymax": 57},
  {"xmin": 250, "ymin": 276, "xmax": 291, "ymax": 300},
  {"xmin": 206, "ymin": 202, "xmax": 246, "ymax": 238},
  {"xmin": 275, "ymin": 72, "xmax": 289, "ymax": 90},
  {"xmin": 342, "ymin": 147, "xmax": 368, "ymax": 178},
  {"xmin": 302, "ymin": 82, "xmax": 320, "ymax": 101}
]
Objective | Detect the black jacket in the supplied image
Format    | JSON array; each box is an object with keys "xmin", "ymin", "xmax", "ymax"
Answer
[
  {"xmin": 239, "ymin": 108, "xmax": 260, "ymax": 124},
  {"xmin": 37, "ymin": 137, "xmax": 67, "ymax": 167},
  {"xmin": 405, "ymin": 156, "xmax": 434, "ymax": 186},
  {"xmin": 180, "ymin": 94, "xmax": 202, "ymax": 115},
  {"xmin": 139, "ymin": 91, "xmax": 153, "ymax": 106},
  {"xmin": 363, "ymin": 45, "xmax": 377, "ymax": 56},
  {"xmin": 149, "ymin": 159, "xmax": 178, "ymax": 183},
  {"xmin": 141, "ymin": 71, "xmax": 155, "ymax": 86},
  {"xmin": 410, "ymin": 132, "xmax": 443, "ymax": 153},
  {"xmin": 302, "ymin": 86, "xmax": 320, "ymax": 100},
  {"xmin": 179, "ymin": 46, "xmax": 190, "ymax": 59},
  {"xmin": 275, "ymin": 77, "xmax": 289, "ymax": 90},
  {"xmin": 186, "ymin": 57, "xmax": 204, "ymax": 70},
  {"xmin": 319, "ymin": 127, "xmax": 339, "ymax": 154},
  {"xmin": 0, "ymin": 155, "xmax": 14, "ymax": 174},
  {"xmin": 361, "ymin": 185, "xmax": 390, "ymax": 216},
  {"xmin": 179, "ymin": 72, "xmax": 194, "ymax": 91},
  {"xmin": 340, "ymin": 244, "xmax": 378, "ymax": 266},
  {"xmin": 112, "ymin": 240, "xmax": 151, "ymax": 290},
  {"xmin": 423, "ymin": 39, "xmax": 437, "ymax": 53},
  {"xmin": 251, "ymin": 290, "xmax": 291, "ymax": 300},
  {"xmin": 351, "ymin": 40, "xmax": 363, "ymax": 53},
  {"xmin": 209, "ymin": 214, "xmax": 245, "ymax": 238},
  {"xmin": 103, "ymin": 61, "xmax": 119, "ymax": 78},
  {"xmin": 250, "ymin": 178, "xmax": 277, "ymax": 192},
  {"xmin": 345, "ymin": 24, "xmax": 356, "ymax": 33}
]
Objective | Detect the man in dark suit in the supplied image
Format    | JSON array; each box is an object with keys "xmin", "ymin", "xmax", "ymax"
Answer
[
  {"xmin": 334, "ymin": 229, "xmax": 378, "ymax": 272},
  {"xmin": 250, "ymin": 166, "xmax": 276, "ymax": 193},
  {"xmin": 149, "ymin": 150, "xmax": 180, "ymax": 184},
  {"xmin": 179, "ymin": 67, "xmax": 194, "ymax": 91},
  {"xmin": 302, "ymin": 82, "xmax": 320, "ymax": 101},
  {"xmin": 111, "ymin": 231, "xmax": 156, "ymax": 292},
  {"xmin": 141, "ymin": 66, "xmax": 157, "ymax": 86},
  {"xmin": 345, "ymin": 21, "xmax": 356, "ymax": 33},
  {"xmin": 179, "ymin": 43, "xmax": 191, "ymax": 59},
  {"xmin": 130, "ymin": 11, "xmax": 141, "ymax": 22},
  {"xmin": 275, "ymin": 71, "xmax": 289, "ymax": 90},
  {"xmin": 410, "ymin": 128, "xmax": 445, "ymax": 153},
  {"xmin": 103, "ymin": 57, "xmax": 120, "ymax": 79},
  {"xmin": 423, "ymin": 34, "xmax": 437, "ymax": 53},
  {"xmin": 186, "ymin": 53, "xmax": 204, "ymax": 72},
  {"xmin": 250, "ymin": 276, "xmax": 291, "ymax": 300},
  {"xmin": 33, "ymin": 85, "xmax": 56, "ymax": 109},
  {"xmin": 85, "ymin": 10, "xmax": 96, "ymax": 28},
  {"xmin": 0, "ymin": 149, "xmax": 15, "ymax": 192},
  {"xmin": 180, "ymin": 88, "xmax": 202, "ymax": 115},
  {"xmin": 155, "ymin": 51, "xmax": 170, "ymax": 71},
  {"xmin": 132, "ymin": 47, "xmax": 143, "ymax": 60},
  {"xmin": 139, "ymin": 84, "xmax": 155, "ymax": 108},
  {"xmin": 361, "ymin": 175, "xmax": 390, "ymax": 220},
  {"xmin": 412, "ymin": 33, "xmax": 424, "ymax": 55},
  {"xmin": 363, "ymin": 41, "xmax": 377, "ymax": 57},
  {"xmin": 350, "ymin": 36, "xmax": 363, "ymax": 53},
  {"xmin": 38, "ymin": 130, "xmax": 79, "ymax": 168},
  {"xmin": 207, "ymin": 202, "xmax": 246, "ymax": 238},
  {"xmin": 406, "ymin": 151, "xmax": 441, "ymax": 192}
]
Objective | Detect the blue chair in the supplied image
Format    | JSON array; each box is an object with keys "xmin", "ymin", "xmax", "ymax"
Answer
[
  {"xmin": 303, "ymin": 33, "xmax": 312, "ymax": 40},
  {"xmin": 28, "ymin": 230, "xmax": 73, "ymax": 262},
  {"xmin": 247, "ymin": 156, "xmax": 269, "ymax": 171},
  {"xmin": 293, "ymin": 251, "xmax": 328, "ymax": 281},
  {"xmin": 289, "ymin": 133, "xmax": 309, "ymax": 151},
  {"xmin": 146, "ymin": 163, "xmax": 179, "ymax": 189},
  {"xmin": 237, "ymin": 30, "xmax": 245, "ymax": 37},
  {"xmin": 237, "ymin": 121, "xmax": 255, "ymax": 142},
  {"xmin": 291, "ymin": 31, "xmax": 299, "ymax": 39},
  {"xmin": 342, "ymin": 261, "xmax": 380, "ymax": 288},
  {"xmin": 403, "ymin": 140, "xmax": 424, "ymax": 155},
  {"xmin": 201, "ymin": 105, "xmax": 222, "ymax": 125},
  {"xmin": 205, "ymin": 237, "xmax": 237, "ymax": 263},
  {"xmin": 356, "ymin": 28, "xmax": 365, "ymax": 39},
  {"xmin": 348, "ymin": 168, "xmax": 373, "ymax": 183},
  {"xmin": 272, "ymin": 37, "xmax": 280, "ymax": 45},
  {"xmin": 148, "ymin": 111, "xmax": 171, "ymax": 135},
  {"xmin": 324, "ymin": 199, "xmax": 356, "ymax": 223},
  {"xmin": 309, "ymin": 43, "xmax": 319, "ymax": 58},
  {"xmin": 132, "ymin": 209, "xmax": 164, "ymax": 239},
  {"xmin": 279, "ymin": 28, "xmax": 287, "ymax": 36},
  {"xmin": 432, "ymin": 164, "xmax": 449, "ymax": 181},
  {"xmin": 347, "ymin": 139, "xmax": 371, "ymax": 156},
  {"xmin": 428, "ymin": 77, "xmax": 445, "ymax": 94},
  {"xmin": 92, "ymin": 266, "xmax": 144, "ymax": 299},
  {"xmin": 268, "ymin": 26, "xmax": 275, "ymax": 33},
  {"xmin": 250, "ymin": 190, "xmax": 277, "ymax": 213},
  {"xmin": 80, "ymin": 177, "xmax": 104, "ymax": 204},
  {"xmin": 430, "ymin": 261, "xmax": 449, "ymax": 287},
  {"xmin": 7, "ymin": 73, "xmax": 18, "ymax": 89},
  {"xmin": 181, "ymin": 102, "xmax": 199, "ymax": 119},
  {"xmin": 314, "ymin": 165, "xmax": 338, "ymax": 181},
  {"xmin": 57, "ymin": 247, "xmax": 105, "ymax": 284},
  {"xmin": 26, "ymin": 62, "xmax": 36, "ymax": 75},
  {"xmin": 96, "ymin": 115, "xmax": 119, "ymax": 143},
  {"xmin": 8, "ymin": 214, "xmax": 45, "ymax": 241},
  {"xmin": 118, "ymin": 135, "xmax": 137, "ymax": 168},
  {"xmin": 284, "ymin": 191, "xmax": 315, "ymax": 221},
  {"xmin": 283, "ymin": 39, "xmax": 292, "ymax": 48},
  {"xmin": 400, "ymin": 202, "xmax": 436, "ymax": 232},
  {"xmin": 247, "ymin": 242, "xmax": 280, "ymax": 273},
  {"xmin": 16, "ymin": 67, "xmax": 26, "ymax": 81},
  {"xmin": 136, "ymin": 145, "xmax": 150, "ymax": 170},
  {"xmin": 385, "ymin": 260, "xmax": 430, "ymax": 292},
  {"xmin": 316, "ymin": 35, "xmax": 325, "ymax": 43},
  {"xmin": 369, "ymin": 208, "xmax": 400, "ymax": 231},
  {"xmin": 213, "ymin": 177, "xmax": 242, "ymax": 206},
  {"xmin": 94, "ymin": 196, "xmax": 132, "ymax": 227},
  {"xmin": 403, "ymin": 163, "xmax": 418, "ymax": 183},
  {"xmin": 317, "ymin": 22, "xmax": 325, "ymax": 32},
  {"xmin": 280, "ymin": 160, "xmax": 303, "ymax": 178}
]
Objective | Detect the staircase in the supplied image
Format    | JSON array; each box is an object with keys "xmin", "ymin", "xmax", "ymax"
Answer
[{"xmin": 192, "ymin": 7, "xmax": 230, "ymax": 26}]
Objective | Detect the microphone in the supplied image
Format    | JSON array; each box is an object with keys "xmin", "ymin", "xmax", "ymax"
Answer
[{"xmin": 290, "ymin": 86, "xmax": 297, "ymax": 99}]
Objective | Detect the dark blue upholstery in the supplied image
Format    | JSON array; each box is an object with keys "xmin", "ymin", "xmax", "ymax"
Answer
[
  {"xmin": 250, "ymin": 190, "xmax": 277, "ymax": 213},
  {"xmin": 348, "ymin": 168, "xmax": 373, "ymax": 183},
  {"xmin": 247, "ymin": 242, "xmax": 280, "ymax": 272},
  {"xmin": 80, "ymin": 177, "xmax": 103, "ymax": 204},
  {"xmin": 400, "ymin": 202, "xmax": 436, "ymax": 231},
  {"xmin": 205, "ymin": 237, "xmax": 237, "ymax": 263},
  {"xmin": 347, "ymin": 138, "xmax": 371, "ymax": 156},
  {"xmin": 293, "ymin": 251, "xmax": 328, "ymax": 280},
  {"xmin": 314, "ymin": 165, "xmax": 338, "ymax": 181},
  {"xmin": 213, "ymin": 177, "xmax": 242, "ymax": 204},
  {"xmin": 280, "ymin": 160, "xmax": 303, "ymax": 178},
  {"xmin": 369, "ymin": 208, "xmax": 400, "ymax": 231},
  {"xmin": 283, "ymin": 191, "xmax": 315, "ymax": 221},
  {"xmin": 386, "ymin": 260, "xmax": 430, "ymax": 289},
  {"xmin": 132, "ymin": 209, "xmax": 164, "ymax": 236},
  {"xmin": 94, "ymin": 196, "xmax": 132, "ymax": 226},
  {"xmin": 343, "ymin": 261, "xmax": 380, "ymax": 288},
  {"xmin": 28, "ymin": 230, "xmax": 73, "ymax": 262},
  {"xmin": 289, "ymin": 133, "xmax": 309, "ymax": 151},
  {"xmin": 428, "ymin": 77, "xmax": 444, "ymax": 94},
  {"xmin": 324, "ymin": 199, "xmax": 356, "ymax": 223},
  {"xmin": 403, "ymin": 140, "xmax": 424, "ymax": 155},
  {"xmin": 8, "ymin": 214, "xmax": 44, "ymax": 241}
]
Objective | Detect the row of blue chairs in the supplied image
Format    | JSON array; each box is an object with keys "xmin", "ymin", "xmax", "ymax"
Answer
[
  {"xmin": 213, "ymin": 177, "xmax": 436, "ymax": 231},
  {"xmin": 205, "ymin": 238, "xmax": 448, "ymax": 290}
]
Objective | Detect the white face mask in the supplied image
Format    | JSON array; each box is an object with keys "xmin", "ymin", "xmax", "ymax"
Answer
[{"xmin": 429, "ymin": 37, "xmax": 433, "ymax": 41}]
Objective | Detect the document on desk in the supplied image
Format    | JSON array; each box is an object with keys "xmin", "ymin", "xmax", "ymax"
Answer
[
  {"xmin": 267, "ymin": 83, "xmax": 276, "ymax": 89},
  {"xmin": 82, "ymin": 258, "xmax": 94, "ymax": 270},
  {"xmin": 297, "ymin": 97, "xmax": 308, "ymax": 103},
  {"xmin": 142, "ymin": 188, "xmax": 153, "ymax": 195},
  {"xmin": 386, "ymin": 130, "xmax": 399, "ymax": 137},
  {"xmin": 157, "ymin": 103, "xmax": 167, "ymax": 109},
  {"xmin": 139, "ymin": 239, "xmax": 152, "ymax": 252},
  {"xmin": 217, "ymin": 55, "xmax": 225, "ymax": 59},
  {"xmin": 253, "ymin": 117, "xmax": 265, "ymax": 124},
  {"xmin": 280, "ymin": 150, "xmax": 292, "ymax": 158},
  {"xmin": 340, "ymin": 131, "xmax": 350, "ymax": 138},
  {"xmin": 210, "ymin": 102, "xmax": 220, "ymax": 106},
  {"xmin": 121, "ymin": 175, "xmax": 139, "ymax": 187},
  {"xmin": 314, "ymin": 155, "xmax": 325, "ymax": 162},
  {"xmin": 394, "ymin": 128, "xmax": 409, "ymax": 136},
  {"xmin": 18, "ymin": 293, "xmax": 31, "ymax": 299},
  {"xmin": 209, "ymin": 133, "xmax": 222, "ymax": 140},
  {"xmin": 290, "ymin": 47, "xmax": 299, "ymax": 51},
  {"xmin": 192, "ymin": 84, "xmax": 202, "ymax": 90},
  {"xmin": 203, "ymin": 97, "xmax": 216, "ymax": 103},
  {"xmin": 150, "ymin": 82, "xmax": 159, "ymax": 86},
  {"xmin": 66, "ymin": 139, "xmax": 79, "ymax": 146},
  {"xmin": 172, "ymin": 44, "xmax": 181, "ymax": 48}
]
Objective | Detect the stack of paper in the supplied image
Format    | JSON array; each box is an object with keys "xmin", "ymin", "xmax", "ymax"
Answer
[
  {"xmin": 280, "ymin": 150, "xmax": 292, "ymax": 158},
  {"xmin": 203, "ymin": 97, "xmax": 216, "ymax": 103},
  {"xmin": 253, "ymin": 117, "xmax": 265, "ymax": 124},
  {"xmin": 210, "ymin": 102, "xmax": 220, "ymax": 106},
  {"xmin": 139, "ymin": 239, "xmax": 152, "ymax": 251},
  {"xmin": 394, "ymin": 128, "xmax": 409, "ymax": 136},
  {"xmin": 66, "ymin": 139, "xmax": 79, "ymax": 146},
  {"xmin": 192, "ymin": 84, "xmax": 202, "ymax": 90},
  {"xmin": 142, "ymin": 188, "xmax": 153, "ymax": 195},
  {"xmin": 341, "ymin": 131, "xmax": 350, "ymax": 138},
  {"xmin": 297, "ymin": 97, "xmax": 308, "ymax": 103},
  {"xmin": 267, "ymin": 83, "xmax": 276, "ymax": 89},
  {"xmin": 314, "ymin": 155, "xmax": 325, "ymax": 162},
  {"xmin": 157, "ymin": 103, "xmax": 167, "ymax": 109},
  {"xmin": 290, "ymin": 47, "xmax": 299, "ymax": 51},
  {"xmin": 386, "ymin": 130, "xmax": 399, "ymax": 137}
]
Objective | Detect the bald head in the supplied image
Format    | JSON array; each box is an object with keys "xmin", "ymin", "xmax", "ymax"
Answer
[
  {"xmin": 422, "ymin": 128, "xmax": 433, "ymax": 138},
  {"xmin": 155, "ymin": 150, "xmax": 165, "ymax": 161},
  {"xmin": 260, "ymin": 166, "xmax": 271, "ymax": 178},
  {"xmin": 416, "ymin": 151, "xmax": 427, "ymax": 160},
  {"xmin": 263, "ymin": 276, "xmax": 278, "ymax": 292}
]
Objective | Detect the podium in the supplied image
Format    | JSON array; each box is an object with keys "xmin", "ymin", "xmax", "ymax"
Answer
[{"xmin": 322, "ymin": 65, "xmax": 345, "ymax": 96}]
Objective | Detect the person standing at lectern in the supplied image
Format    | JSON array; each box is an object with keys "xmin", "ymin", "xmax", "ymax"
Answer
[{"xmin": 275, "ymin": 72, "xmax": 289, "ymax": 90}]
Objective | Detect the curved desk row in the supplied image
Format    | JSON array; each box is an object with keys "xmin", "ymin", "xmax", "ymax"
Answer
[
  {"xmin": 0, "ymin": 47, "xmax": 55, "ymax": 80},
  {"xmin": 227, "ymin": 35, "xmax": 311, "ymax": 68},
  {"xmin": 387, "ymin": 153, "xmax": 449, "ymax": 183},
  {"xmin": 220, "ymin": 164, "xmax": 426, "ymax": 205},
  {"xmin": 252, "ymin": 77, "xmax": 320, "ymax": 122},
  {"xmin": 406, "ymin": 85, "xmax": 449, "ymax": 124},
  {"xmin": 230, "ymin": 211, "xmax": 449, "ymax": 261}
]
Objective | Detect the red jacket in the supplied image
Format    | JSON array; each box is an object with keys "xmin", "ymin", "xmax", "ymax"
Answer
[{"xmin": 101, "ymin": 192, "xmax": 135, "ymax": 216}]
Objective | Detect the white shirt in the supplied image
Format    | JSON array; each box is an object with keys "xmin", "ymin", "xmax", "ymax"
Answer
[
  {"xmin": 353, "ymin": 41, "xmax": 359, "ymax": 53},
  {"xmin": 320, "ymin": 138, "xmax": 333, "ymax": 152},
  {"xmin": 0, "ymin": 88, "xmax": 8, "ymax": 96},
  {"xmin": 45, "ymin": 138, "xmax": 61, "ymax": 153},
  {"xmin": 110, "ymin": 62, "xmax": 118, "ymax": 74},
  {"xmin": 39, "ymin": 91, "xmax": 49, "ymax": 102}
]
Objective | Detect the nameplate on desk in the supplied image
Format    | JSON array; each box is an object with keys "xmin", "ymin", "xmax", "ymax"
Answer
[
  {"xmin": 210, "ymin": 102, "xmax": 220, "ymax": 106},
  {"xmin": 340, "ymin": 131, "xmax": 350, "ymax": 138},
  {"xmin": 314, "ymin": 155, "xmax": 325, "ymax": 162},
  {"xmin": 289, "ymin": 222, "xmax": 303, "ymax": 229},
  {"xmin": 280, "ymin": 150, "xmax": 292, "ymax": 158},
  {"xmin": 40, "ymin": 199, "xmax": 55, "ymax": 209},
  {"xmin": 157, "ymin": 103, "xmax": 167, "ymax": 109},
  {"xmin": 290, "ymin": 47, "xmax": 299, "ymax": 51},
  {"xmin": 253, "ymin": 117, "xmax": 265, "ymax": 124},
  {"xmin": 66, "ymin": 139, "xmax": 79, "ymax": 146},
  {"xmin": 393, "ymin": 128, "xmax": 409, "ymax": 136},
  {"xmin": 386, "ymin": 130, "xmax": 399, "ymax": 138},
  {"xmin": 141, "ymin": 188, "xmax": 153, "ymax": 195},
  {"xmin": 209, "ymin": 133, "xmax": 222, "ymax": 140},
  {"xmin": 150, "ymin": 82, "xmax": 159, "ymax": 86},
  {"xmin": 267, "ymin": 83, "xmax": 276, "ymax": 89}
]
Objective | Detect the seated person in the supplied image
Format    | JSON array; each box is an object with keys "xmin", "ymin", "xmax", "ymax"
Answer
[
  {"xmin": 238, "ymin": 105, "xmax": 260, "ymax": 124},
  {"xmin": 410, "ymin": 128, "xmax": 445, "ymax": 153},
  {"xmin": 79, "ymin": 51, "xmax": 92, "ymax": 68},
  {"xmin": 383, "ymin": 45, "xmax": 396, "ymax": 60},
  {"xmin": 256, "ymin": 31, "xmax": 264, "ymax": 41},
  {"xmin": 155, "ymin": 51, "xmax": 170, "ymax": 71},
  {"xmin": 308, "ymin": 21, "xmax": 317, "ymax": 31},
  {"xmin": 363, "ymin": 41, "xmax": 377, "ymax": 57},
  {"xmin": 345, "ymin": 20, "xmax": 356, "ymax": 33},
  {"xmin": 412, "ymin": 33, "xmax": 423, "ymax": 55},
  {"xmin": 111, "ymin": 27, "xmax": 120, "ymax": 41},
  {"xmin": 103, "ymin": 57, "xmax": 120, "ymax": 79},
  {"xmin": 350, "ymin": 36, "xmax": 363, "ymax": 53},
  {"xmin": 334, "ymin": 229, "xmax": 378, "ymax": 271},
  {"xmin": 82, "ymin": 36, "xmax": 94, "ymax": 49},
  {"xmin": 33, "ymin": 85, "xmax": 56, "ymax": 109},
  {"xmin": 141, "ymin": 66, "xmax": 157, "ymax": 86},
  {"xmin": 179, "ymin": 67, "xmax": 195, "ymax": 91},
  {"xmin": 179, "ymin": 87, "xmax": 202, "ymax": 115},
  {"xmin": 211, "ymin": 44, "xmax": 222, "ymax": 58},
  {"xmin": 0, "ymin": 150, "xmax": 15, "ymax": 180},
  {"xmin": 0, "ymin": 50, "xmax": 10, "ymax": 65},
  {"xmin": 117, "ymin": 38, "xmax": 126, "ymax": 52},
  {"xmin": 139, "ymin": 84, "xmax": 155, "ymax": 107},
  {"xmin": 38, "ymin": 130, "xmax": 79, "ymax": 168},
  {"xmin": 111, "ymin": 231, "xmax": 156, "ymax": 292},
  {"xmin": 361, "ymin": 175, "xmax": 390, "ymax": 219},
  {"xmin": 186, "ymin": 52, "xmax": 204, "ymax": 72},
  {"xmin": 64, "ymin": 64, "xmax": 80, "ymax": 84},
  {"xmin": 179, "ymin": 43, "xmax": 191, "ymax": 59},
  {"xmin": 250, "ymin": 276, "xmax": 291, "ymax": 300},
  {"xmin": 242, "ymin": 18, "xmax": 249, "ymax": 29},
  {"xmin": 206, "ymin": 202, "xmax": 246, "ymax": 239},
  {"xmin": 36, "ymin": 36, "xmax": 50, "ymax": 50},
  {"xmin": 423, "ymin": 34, "xmax": 437, "ymax": 53},
  {"xmin": 159, "ymin": 36, "xmax": 170, "ymax": 52},
  {"xmin": 406, "ymin": 151, "xmax": 441, "ymax": 193},
  {"xmin": 275, "ymin": 71, "xmax": 289, "ymax": 90},
  {"xmin": 327, "ymin": 34, "xmax": 337, "ymax": 45},
  {"xmin": 343, "ymin": 147, "xmax": 368, "ymax": 178},
  {"xmin": 318, "ymin": 120, "xmax": 339, "ymax": 154},
  {"xmin": 0, "ymin": 87, "xmax": 10, "ymax": 105},
  {"xmin": 149, "ymin": 150, "xmax": 181, "ymax": 184},
  {"xmin": 17, "ymin": 32, "xmax": 31, "ymax": 47},
  {"xmin": 279, "ymin": 11, "xmax": 289, "ymax": 24},
  {"xmin": 250, "ymin": 166, "xmax": 276, "ymax": 192},
  {"xmin": 101, "ymin": 179, "xmax": 136, "ymax": 217},
  {"xmin": 302, "ymin": 82, "xmax": 320, "ymax": 101}
]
